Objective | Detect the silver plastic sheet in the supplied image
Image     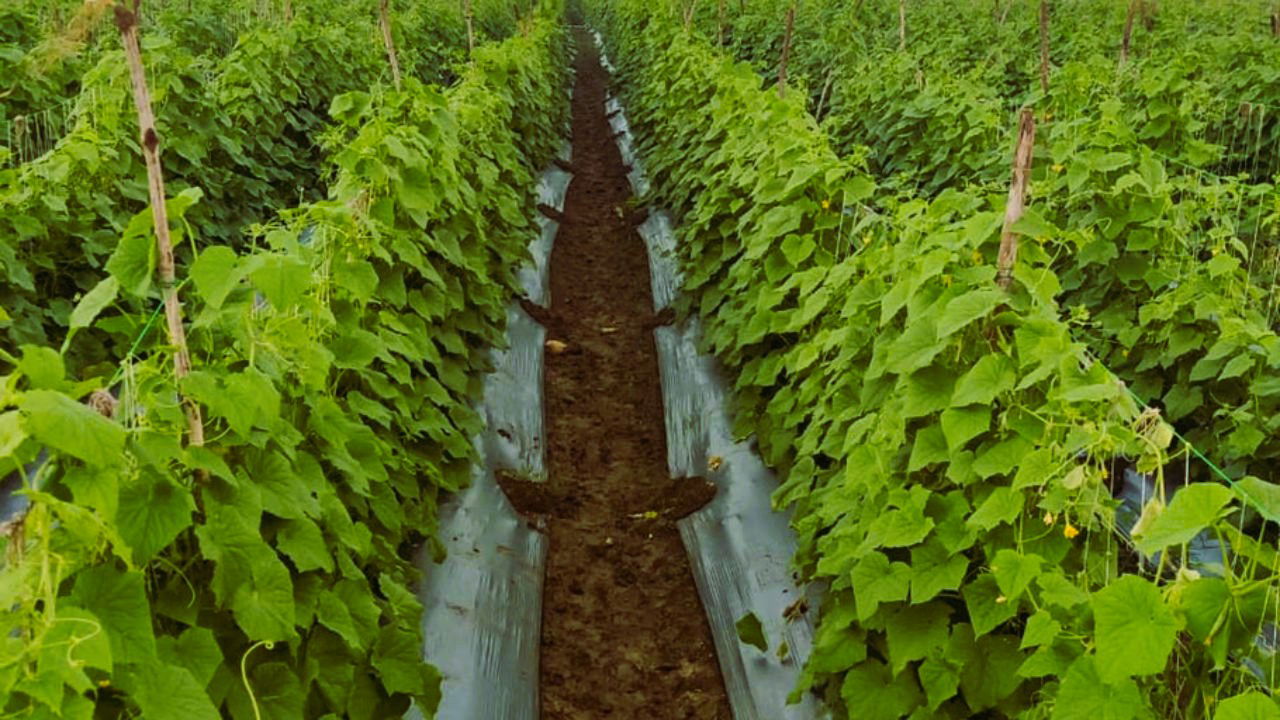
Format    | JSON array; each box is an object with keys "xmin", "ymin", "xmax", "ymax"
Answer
[
  {"xmin": 411, "ymin": 153, "xmax": 569, "ymax": 718},
  {"xmin": 593, "ymin": 29, "xmax": 829, "ymax": 720}
]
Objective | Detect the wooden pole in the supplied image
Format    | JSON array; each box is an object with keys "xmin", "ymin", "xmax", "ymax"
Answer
[
  {"xmin": 378, "ymin": 0, "xmax": 402, "ymax": 89},
  {"xmin": 283, "ymin": 0, "xmax": 292, "ymax": 22},
  {"xmin": 718, "ymin": 0, "xmax": 726, "ymax": 45},
  {"xmin": 997, "ymin": 109, "xmax": 1036, "ymax": 290},
  {"xmin": 777, "ymin": 3, "xmax": 795, "ymax": 98},
  {"xmin": 1120, "ymin": 0, "xmax": 1139, "ymax": 66},
  {"xmin": 112, "ymin": 1, "xmax": 204, "ymax": 450},
  {"xmin": 1272, "ymin": 2, "xmax": 1280, "ymax": 37},
  {"xmin": 464, "ymin": 0, "xmax": 475, "ymax": 59},
  {"xmin": 899, "ymin": 0, "xmax": 907, "ymax": 50},
  {"xmin": 1039, "ymin": 0, "xmax": 1049, "ymax": 93}
]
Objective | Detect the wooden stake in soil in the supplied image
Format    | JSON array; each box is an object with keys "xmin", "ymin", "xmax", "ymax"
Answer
[
  {"xmin": 112, "ymin": 1, "xmax": 205, "ymax": 449},
  {"xmin": 463, "ymin": 0, "xmax": 475, "ymax": 59},
  {"xmin": 717, "ymin": 0, "xmax": 726, "ymax": 46},
  {"xmin": 1272, "ymin": 3, "xmax": 1280, "ymax": 37},
  {"xmin": 997, "ymin": 108, "xmax": 1036, "ymax": 290},
  {"xmin": 1120, "ymin": 0, "xmax": 1140, "ymax": 67},
  {"xmin": 283, "ymin": 0, "xmax": 292, "ymax": 23},
  {"xmin": 1039, "ymin": 0, "xmax": 1050, "ymax": 93},
  {"xmin": 899, "ymin": 0, "xmax": 907, "ymax": 50},
  {"xmin": 777, "ymin": 3, "xmax": 795, "ymax": 97},
  {"xmin": 378, "ymin": 0, "xmax": 402, "ymax": 89}
]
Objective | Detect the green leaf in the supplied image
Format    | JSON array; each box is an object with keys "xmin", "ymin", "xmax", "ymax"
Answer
[
  {"xmin": 21, "ymin": 390, "xmax": 125, "ymax": 467},
  {"xmin": 972, "ymin": 436, "xmax": 1032, "ymax": 479},
  {"xmin": 963, "ymin": 574, "xmax": 1015, "ymax": 636},
  {"xmin": 1215, "ymin": 692, "xmax": 1280, "ymax": 720},
  {"xmin": 1052, "ymin": 655, "xmax": 1145, "ymax": 720},
  {"xmin": 940, "ymin": 406, "xmax": 990, "ymax": 451},
  {"xmin": 0, "ymin": 410, "xmax": 26, "ymax": 457},
  {"xmin": 841, "ymin": 658, "xmax": 924, "ymax": 720},
  {"xmin": 131, "ymin": 663, "xmax": 220, "ymax": 720},
  {"xmin": 69, "ymin": 566, "xmax": 155, "ymax": 664},
  {"xmin": 116, "ymin": 470, "xmax": 195, "ymax": 564},
  {"xmin": 190, "ymin": 246, "xmax": 241, "ymax": 310},
  {"xmin": 917, "ymin": 655, "xmax": 960, "ymax": 711},
  {"xmin": 278, "ymin": 518, "xmax": 333, "ymax": 573},
  {"xmin": 909, "ymin": 540, "xmax": 969, "ymax": 604},
  {"xmin": 248, "ymin": 254, "xmax": 310, "ymax": 308},
  {"xmin": 1092, "ymin": 575, "xmax": 1179, "ymax": 683},
  {"xmin": 951, "ymin": 355, "xmax": 1016, "ymax": 407},
  {"xmin": 373, "ymin": 625, "xmax": 439, "ymax": 698},
  {"xmin": 888, "ymin": 319, "xmax": 943, "ymax": 376},
  {"xmin": 69, "ymin": 277, "xmax": 119, "ymax": 330},
  {"xmin": 244, "ymin": 662, "xmax": 305, "ymax": 720},
  {"xmin": 991, "ymin": 549, "xmax": 1042, "ymax": 602},
  {"xmin": 1020, "ymin": 610, "xmax": 1061, "ymax": 649},
  {"xmin": 1132, "ymin": 483, "xmax": 1234, "ymax": 555},
  {"xmin": 948, "ymin": 625, "xmax": 1025, "ymax": 710},
  {"xmin": 967, "ymin": 486, "xmax": 1022, "ymax": 531},
  {"xmin": 735, "ymin": 612, "xmax": 767, "ymax": 652},
  {"xmin": 107, "ymin": 214, "xmax": 156, "ymax": 297},
  {"xmin": 937, "ymin": 288, "xmax": 1002, "ymax": 338},
  {"xmin": 157, "ymin": 627, "xmax": 223, "ymax": 688},
  {"xmin": 885, "ymin": 603, "xmax": 952, "ymax": 674},
  {"xmin": 851, "ymin": 552, "xmax": 911, "ymax": 621},
  {"xmin": 17, "ymin": 345, "xmax": 64, "ymax": 391}
]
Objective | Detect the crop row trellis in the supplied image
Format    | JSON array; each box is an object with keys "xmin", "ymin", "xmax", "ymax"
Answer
[
  {"xmin": 0, "ymin": 1, "xmax": 571, "ymax": 718},
  {"xmin": 587, "ymin": 0, "xmax": 1280, "ymax": 717}
]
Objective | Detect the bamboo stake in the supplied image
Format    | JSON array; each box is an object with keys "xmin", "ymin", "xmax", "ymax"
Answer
[
  {"xmin": 1039, "ymin": 0, "xmax": 1049, "ymax": 93},
  {"xmin": 898, "ymin": 0, "xmax": 906, "ymax": 50},
  {"xmin": 1120, "ymin": 0, "xmax": 1139, "ymax": 67},
  {"xmin": 112, "ymin": 1, "xmax": 204, "ymax": 450},
  {"xmin": 997, "ymin": 109, "xmax": 1036, "ymax": 290},
  {"xmin": 777, "ymin": 3, "xmax": 795, "ymax": 97},
  {"xmin": 463, "ymin": 0, "xmax": 475, "ymax": 59},
  {"xmin": 379, "ymin": 0, "xmax": 402, "ymax": 89},
  {"xmin": 718, "ymin": 0, "xmax": 726, "ymax": 45}
]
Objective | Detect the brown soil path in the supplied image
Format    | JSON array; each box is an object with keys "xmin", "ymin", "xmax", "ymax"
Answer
[{"xmin": 499, "ymin": 28, "xmax": 732, "ymax": 720}]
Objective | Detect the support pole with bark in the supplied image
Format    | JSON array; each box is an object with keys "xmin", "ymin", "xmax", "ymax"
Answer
[
  {"xmin": 899, "ymin": 0, "xmax": 907, "ymax": 50},
  {"xmin": 379, "ymin": 0, "xmax": 402, "ymax": 89},
  {"xmin": 777, "ymin": 3, "xmax": 796, "ymax": 98},
  {"xmin": 1039, "ymin": 0, "xmax": 1050, "ymax": 93},
  {"xmin": 464, "ymin": 0, "xmax": 475, "ymax": 59},
  {"xmin": 112, "ymin": 1, "xmax": 204, "ymax": 449},
  {"xmin": 997, "ymin": 109, "xmax": 1037, "ymax": 290},
  {"xmin": 1120, "ymin": 0, "xmax": 1140, "ymax": 67}
]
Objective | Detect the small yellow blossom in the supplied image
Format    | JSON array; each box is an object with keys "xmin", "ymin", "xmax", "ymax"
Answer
[
  {"xmin": 862, "ymin": 234, "xmax": 872, "ymax": 246},
  {"xmin": 1043, "ymin": 511, "xmax": 1055, "ymax": 526},
  {"xmin": 1064, "ymin": 523, "xmax": 1080, "ymax": 539},
  {"xmin": 995, "ymin": 595, "xmax": 1008, "ymax": 604},
  {"xmin": 1051, "ymin": 163, "xmax": 1064, "ymax": 173},
  {"xmin": 98, "ymin": 680, "xmax": 110, "ymax": 688},
  {"xmin": 821, "ymin": 199, "xmax": 832, "ymax": 210}
]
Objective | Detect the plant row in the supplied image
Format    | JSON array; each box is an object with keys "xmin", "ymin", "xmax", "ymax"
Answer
[
  {"xmin": 589, "ymin": 1, "xmax": 1280, "ymax": 717},
  {"xmin": 0, "ymin": 6, "xmax": 570, "ymax": 719}
]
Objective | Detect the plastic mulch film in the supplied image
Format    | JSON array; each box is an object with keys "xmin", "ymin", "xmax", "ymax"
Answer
[
  {"xmin": 410, "ymin": 153, "xmax": 569, "ymax": 718},
  {"xmin": 595, "ymin": 30, "xmax": 829, "ymax": 720},
  {"xmin": 519, "ymin": 142, "xmax": 573, "ymax": 307}
]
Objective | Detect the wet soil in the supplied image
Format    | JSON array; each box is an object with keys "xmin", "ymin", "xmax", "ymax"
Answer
[{"xmin": 497, "ymin": 28, "xmax": 732, "ymax": 720}]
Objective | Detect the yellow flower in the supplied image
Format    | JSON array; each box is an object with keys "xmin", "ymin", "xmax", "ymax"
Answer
[
  {"xmin": 1064, "ymin": 523, "xmax": 1080, "ymax": 539},
  {"xmin": 862, "ymin": 234, "xmax": 872, "ymax": 246},
  {"xmin": 1043, "ymin": 511, "xmax": 1055, "ymax": 526},
  {"xmin": 1051, "ymin": 163, "xmax": 1064, "ymax": 173},
  {"xmin": 995, "ymin": 595, "xmax": 1008, "ymax": 604},
  {"xmin": 821, "ymin": 199, "xmax": 832, "ymax": 210}
]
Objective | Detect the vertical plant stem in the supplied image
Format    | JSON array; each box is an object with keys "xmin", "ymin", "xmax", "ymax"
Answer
[
  {"xmin": 1039, "ymin": 0, "xmax": 1050, "ymax": 94},
  {"xmin": 379, "ymin": 0, "xmax": 402, "ymax": 89},
  {"xmin": 113, "ymin": 0, "xmax": 204, "ymax": 449},
  {"xmin": 997, "ymin": 108, "xmax": 1037, "ymax": 290},
  {"xmin": 777, "ymin": 2, "xmax": 795, "ymax": 97}
]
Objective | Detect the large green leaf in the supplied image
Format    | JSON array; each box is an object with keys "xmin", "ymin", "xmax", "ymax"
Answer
[
  {"xmin": 950, "ymin": 354, "xmax": 1016, "ymax": 407},
  {"xmin": 131, "ymin": 663, "xmax": 220, "ymax": 720},
  {"xmin": 21, "ymin": 390, "xmax": 125, "ymax": 467},
  {"xmin": 189, "ymin": 246, "xmax": 242, "ymax": 310},
  {"xmin": 69, "ymin": 567, "xmax": 155, "ymax": 664},
  {"xmin": 1215, "ymin": 693, "xmax": 1280, "ymax": 720},
  {"xmin": 884, "ymin": 602, "xmax": 951, "ymax": 674},
  {"xmin": 1092, "ymin": 575, "xmax": 1179, "ymax": 684},
  {"xmin": 1051, "ymin": 655, "xmax": 1146, "ymax": 720},
  {"xmin": 1132, "ymin": 483, "xmax": 1234, "ymax": 555},
  {"xmin": 116, "ymin": 469, "xmax": 196, "ymax": 564}
]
